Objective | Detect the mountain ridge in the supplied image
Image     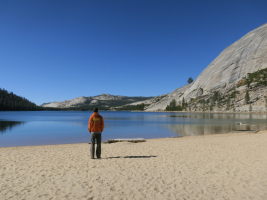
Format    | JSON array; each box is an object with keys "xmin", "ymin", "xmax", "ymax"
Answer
[
  {"xmin": 40, "ymin": 24, "xmax": 267, "ymax": 112},
  {"xmin": 146, "ymin": 23, "xmax": 267, "ymax": 112},
  {"xmin": 41, "ymin": 94, "xmax": 154, "ymax": 110}
]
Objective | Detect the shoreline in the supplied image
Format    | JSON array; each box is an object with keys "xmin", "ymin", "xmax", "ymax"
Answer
[
  {"xmin": 1, "ymin": 110, "xmax": 267, "ymax": 114},
  {"xmin": 1, "ymin": 129, "xmax": 265, "ymax": 149},
  {"xmin": 143, "ymin": 110, "xmax": 267, "ymax": 114},
  {"xmin": 1, "ymin": 130, "xmax": 267, "ymax": 199}
]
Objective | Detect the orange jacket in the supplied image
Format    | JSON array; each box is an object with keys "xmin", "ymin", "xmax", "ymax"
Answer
[{"xmin": 88, "ymin": 112, "xmax": 104, "ymax": 133}]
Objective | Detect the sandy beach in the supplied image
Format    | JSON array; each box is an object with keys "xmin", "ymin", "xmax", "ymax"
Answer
[{"xmin": 1, "ymin": 131, "xmax": 267, "ymax": 200}]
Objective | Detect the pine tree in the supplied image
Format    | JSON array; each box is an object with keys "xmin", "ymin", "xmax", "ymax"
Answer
[
  {"xmin": 0, "ymin": 88, "xmax": 38, "ymax": 110},
  {"xmin": 245, "ymin": 90, "xmax": 250, "ymax": 104},
  {"xmin": 187, "ymin": 77, "xmax": 193, "ymax": 84}
]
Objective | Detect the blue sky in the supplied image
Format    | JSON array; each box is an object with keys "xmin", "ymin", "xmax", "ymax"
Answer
[{"xmin": 0, "ymin": 0, "xmax": 267, "ymax": 105}]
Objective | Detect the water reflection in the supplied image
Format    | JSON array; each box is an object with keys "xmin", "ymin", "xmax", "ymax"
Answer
[
  {"xmin": 0, "ymin": 111, "xmax": 266, "ymax": 147},
  {"xmin": 0, "ymin": 121, "xmax": 24, "ymax": 134},
  {"xmin": 167, "ymin": 122, "xmax": 267, "ymax": 137},
  {"xmin": 168, "ymin": 113, "xmax": 267, "ymax": 120},
  {"xmin": 165, "ymin": 113, "xmax": 267, "ymax": 136}
]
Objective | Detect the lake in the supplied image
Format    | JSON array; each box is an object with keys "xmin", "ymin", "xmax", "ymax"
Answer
[{"xmin": 0, "ymin": 111, "xmax": 266, "ymax": 147}]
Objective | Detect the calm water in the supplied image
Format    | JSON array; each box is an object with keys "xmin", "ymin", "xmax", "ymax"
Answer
[{"xmin": 0, "ymin": 111, "xmax": 266, "ymax": 147}]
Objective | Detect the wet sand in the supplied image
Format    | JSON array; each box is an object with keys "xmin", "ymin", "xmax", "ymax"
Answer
[{"xmin": 1, "ymin": 130, "xmax": 267, "ymax": 200}]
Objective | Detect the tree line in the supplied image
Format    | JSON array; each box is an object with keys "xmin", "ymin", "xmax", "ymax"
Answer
[{"xmin": 0, "ymin": 88, "xmax": 38, "ymax": 111}]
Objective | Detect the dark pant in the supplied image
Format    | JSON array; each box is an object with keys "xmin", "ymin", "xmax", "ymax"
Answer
[{"xmin": 91, "ymin": 132, "xmax": 101, "ymax": 159}]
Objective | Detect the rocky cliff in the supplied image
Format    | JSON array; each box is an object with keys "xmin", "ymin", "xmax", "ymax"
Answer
[
  {"xmin": 42, "ymin": 94, "xmax": 153, "ymax": 110},
  {"xmin": 146, "ymin": 23, "xmax": 267, "ymax": 112}
]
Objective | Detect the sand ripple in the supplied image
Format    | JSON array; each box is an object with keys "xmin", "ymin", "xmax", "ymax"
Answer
[{"xmin": 1, "ymin": 131, "xmax": 267, "ymax": 200}]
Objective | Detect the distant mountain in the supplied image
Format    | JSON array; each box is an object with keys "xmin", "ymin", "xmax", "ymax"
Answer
[
  {"xmin": 0, "ymin": 88, "xmax": 38, "ymax": 111},
  {"xmin": 5, "ymin": 24, "xmax": 267, "ymax": 113},
  {"xmin": 146, "ymin": 23, "xmax": 267, "ymax": 112},
  {"xmin": 41, "ymin": 94, "xmax": 154, "ymax": 110}
]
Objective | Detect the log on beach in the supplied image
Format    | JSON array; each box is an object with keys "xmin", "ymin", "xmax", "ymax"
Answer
[
  {"xmin": 1, "ymin": 130, "xmax": 267, "ymax": 200},
  {"xmin": 105, "ymin": 138, "xmax": 146, "ymax": 143}
]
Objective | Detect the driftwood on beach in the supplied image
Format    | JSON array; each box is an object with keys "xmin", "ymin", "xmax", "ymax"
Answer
[{"xmin": 105, "ymin": 138, "xmax": 146, "ymax": 144}]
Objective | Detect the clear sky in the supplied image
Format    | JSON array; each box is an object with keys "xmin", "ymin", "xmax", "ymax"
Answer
[{"xmin": 0, "ymin": 0, "xmax": 267, "ymax": 105}]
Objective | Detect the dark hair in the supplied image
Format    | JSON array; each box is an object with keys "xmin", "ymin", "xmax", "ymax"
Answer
[{"xmin": 93, "ymin": 108, "xmax": 98, "ymax": 112}]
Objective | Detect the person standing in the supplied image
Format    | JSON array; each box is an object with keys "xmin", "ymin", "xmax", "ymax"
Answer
[{"xmin": 88, "ymin": 108, "xmax": 104, "ymax": 159}]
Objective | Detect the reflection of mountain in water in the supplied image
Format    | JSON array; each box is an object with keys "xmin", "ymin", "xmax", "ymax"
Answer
[
  {"xmin": 0, "ymin": 121, "xmax": 24, "ymax": 134},
  {"xmin": 166, "ymin": 113, "xmax": 267, "ymax": 137},
  {"xmin": 167, "ymin": 121, "xmax": 267, "ymax": 137},
  {"xmin": 168, "ymin": 113, "xmax": 267, "ymax": 120}
]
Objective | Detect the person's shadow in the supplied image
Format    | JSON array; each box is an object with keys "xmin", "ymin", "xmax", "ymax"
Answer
[{"xmin": 105, "ymin": 155, "xmax": 157, "ymax": 159}]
